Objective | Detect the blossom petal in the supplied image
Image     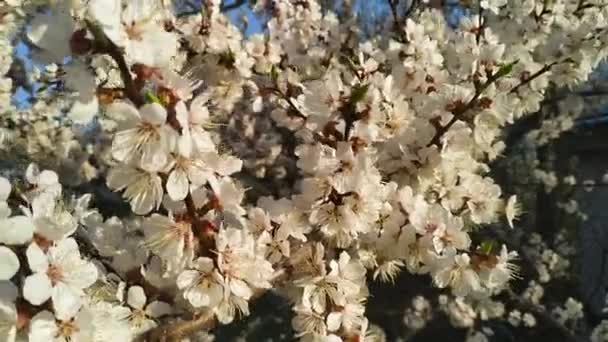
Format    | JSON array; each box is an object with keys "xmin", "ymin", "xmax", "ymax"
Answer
[
  {"xmin": 23, "ymin": 273, "xmax": 53, "ymax": 305},
  {"xmin": 229, "ymin": 278, "xmax": 252, "ymax": 299},
  {"xmin": 0, "ymin": 177, "xmax": 10, "ymax": 201},
  {"xmin": 29, "ymin": 311, "xmax": 58, "ymax": 342},
  {"xmin": 139, "ymin": 103, "xmax": 167, "ymax": 126},
  {"xmin": 0, "ymin": 216, "xmax": 34, "ymax": 245},
  {"xmin": 52, "ymin": 283, "xmax": 82, "ymax": 321},
  {"xmin": 176, "ymin": 270, "xmax": 199, "ymax": 290},
  {"xmin": 166, "ymin": 169, "xmax": 189, "ymax": 201},
  {"xmin": 26, "ymin": 242, "xmax": 48, "ymax": 273},
  {"xmin": 146, "ymin": 301, "xmax": 173, "ymax": 318},
  {"xmin": 127, "ymin": 286, "xmax": 147, "ymax": 310},
  {"xmin": 0, "ymin": 247, "xmax": 19, "ymax": 280},
  {"xmin": 326, "ymin": 311, "xmax": 342, "ymax": 332}
]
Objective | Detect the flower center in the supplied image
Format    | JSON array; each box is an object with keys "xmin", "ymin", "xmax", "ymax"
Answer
[
  {"xmin": 56, "ymin": 320, "xmax": 79, "ymax": 339},
  {"xmin": 130, "ymin": 309, "xmax": 148, "ymax": 327},
  {"xmin": 47, "ymin": 264, "xmax": 64, "ymax": 284},
  {"xmin": 125, "ymin": 22, "xmax": 143, "ymax": 41}
]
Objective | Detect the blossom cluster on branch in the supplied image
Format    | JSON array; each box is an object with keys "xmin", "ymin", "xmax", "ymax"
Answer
[{"xmin": 1, "ymin": 0, "xmax": 608, "ymax": 341}]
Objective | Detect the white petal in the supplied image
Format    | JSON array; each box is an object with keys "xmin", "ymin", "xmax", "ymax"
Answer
[
  {"xmin": 140, "ymin": 142, "xmax": 169, "ymax": 172},
  {"xmin": 127, "ymin": 30, "xmax": 177, "ymax": 67},
  {"xmin": 166, "ymin": 169, "xmax": 189, "ymax": 201},
  {"xmin": 177, "ymin": 134, "xmax": 193, "ymax": 158},
  {"xmin": 122, "ymin": 0, "xmax": 156, "ymax": 24},
  {"xmin": 116, "ymin": 281, "xmax": 126, "ymax": 302},
  {"xmin": 127, "ymin": 286, "xmax": 147, "ymax": 310},
  {"xmin": 175, "ymin": 101, "xmax": 189, "ymax": 129},
  {"xmin": 51, "ymin": 238, "xmax": 79, "ymax": 260},
  {"xmin": 130, "ymin": 179, "xmax": 162, "ymax": 215},
  {"xmin": 139, "ymin": 103, "xmax": 167, "ymax": 125},
  {"xmin": 35, "ymin": 212, "xmax": 77, "ymax": 242},
  {"xmin": 107, "ymin": 101, "xmax": 140, "ymax": 128},
  {"xmin": 176, "ymin": 270, "xmax": 199, "ymax": 290},
  {"xmin": 106, "ymin": 166, "xmax": 138, "ymax": 192},
  {"xmin": 37, "ymin": 170, "xmax": 58, "ymax": 188},
  {"xmin": 146, "ymin": 301, "xmax": 173, "ymax": 318},
  {"xmin": 186, "ymin": 289, "xmax": 210, "ymax": 307},
  {"xmin": 252, "ymin": 96, "xmax": 263, "ymax": 112},
  {"xmin": 65, "ymin": 259, "xmax": 98, "ymax": 290},
  {"xmin": 69, "ymin": 97, "xmax": 98, "ymax": 124},
  {"xmin": 326, "ymin": 311, "xmax": 342, "ymax": 332},
  {"xmin": 88, "ymin": 0, "xmax": 124, "ymax": 45},
  {"xmin": 26, "ymin": 242, "xmax": 48, "ymax": 273},
  {"xmin": 0, "ymin": 247, "xmax": 19, "ymax": 280},
  {"xmin": 0, "ymin": 203, "xmax": 11, "ymax": 218},
  {"xmin": 52, "ymin": 283, "xmax": 82, "ymax": 321},
  {"xmin": 23, "ymin": 273, "xmax": 53, "ymax": 305},
  {"xmin": 229, "ymin": 278, "xmax": 252, "ymax": 299},
  {"xmin": 28, "ymin": 311, "xmax": 58, "ymax": 342},
  {"xmin": 206, "ymin": 283, "xmax": 224, "ymax": 308},
  {"xmin": 0, "ymin": 177, "xmax": 10, "ymax": 201},
  {"xmin": 31, "ymin": 192, "xmax": 55, "ymax": 217},
  {"xmin": 26, "ymin": 163, "xmax": 40, "ymax": 185},
  {"xmin": 194, "ymin": 257, "xmax": 215, "ymax": 272},
  {"xmin": 0, "ymin": 216, "xmax": 34, "ymax": 245}
]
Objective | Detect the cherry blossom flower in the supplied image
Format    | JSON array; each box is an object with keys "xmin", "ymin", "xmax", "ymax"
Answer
[
  {"xmin": 0, "ymin": 247, "xmax": 19, "ymax": 280},
  {"xmin": 122, "ymin": 285, "xmax": 172, "ymax": 334},
  {"xmin": 143, "ymin": 214, "xmax": 195, "ymax": 274},
  {"xmin": 107, "ymin": 165, "xmax": 164, "ymax": 215},
  {"xmin": 110, "ymin": 102, "xmax": 176, "ymax": 172},
  {"xmin": 177, "ymin": 257, "xmax": 224, "ymax": 309},
  {"xmin": 22, "ymin": 238, "xmax": 97, "ymax": 317},
  {"xmin": 89, "ymin": 0, "xmax": 178, "ymax": 67}
]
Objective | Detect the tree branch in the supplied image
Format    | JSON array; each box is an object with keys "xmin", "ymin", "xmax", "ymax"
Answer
[
  {"xmin": 510, "ymin": 63, "xmax": 556, "ymax": 95},
  {"xmin": 86, "ymin": 20, "xmax": 144, "ymax": 107},
  {"xmin": 427, "ymin": 69, "xmax": 506, "ymax": 147}
]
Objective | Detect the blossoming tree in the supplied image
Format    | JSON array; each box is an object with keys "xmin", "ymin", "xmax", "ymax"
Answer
[{"xmin": 1, "ymin": 0, "xmax": 608, "ymax": 341}]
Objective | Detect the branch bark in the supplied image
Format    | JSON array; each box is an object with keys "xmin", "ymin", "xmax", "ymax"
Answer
[
  {"xmin": 510, "ymin": 63, "xmax": 556, "ymax": 95},
  {"xmin": 86, "ymin": 20, "xmax": 144, "ymax": 106}
]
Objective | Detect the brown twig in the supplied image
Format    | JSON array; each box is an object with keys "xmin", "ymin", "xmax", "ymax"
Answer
[
  {"xmin": 86, "ymin": 20, "xmax": 144, "ymax": 107},
  {"xmin": 427, "ymin": 58, "xmax": 529, "ymax": 147},
  {"xmin": 387, "ymin": 0, "xmax": 412, "ymax": 42},
  {"xmin": 427, "ymin": 71, "xmax": 501, "ymax": 147},
  {"xmin": 510, "ymin": 63, "xmax": 556, "ymax": 95}
]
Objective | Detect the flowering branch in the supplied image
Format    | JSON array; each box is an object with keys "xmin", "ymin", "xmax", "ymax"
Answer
[
  {"xmin": 510, "ymin": 63, "xmax": 557, "ymax": 94},
  {"xmin": 141, "ymin": 270, "xmax": 288, "ymax": 342},
  {"xmin": 85, "ymin": 20, "xmax": 144, "ymax": 106},
  {"xmin": 3, "ymin": 1, "xmax": 607, "ymax": 341},
  {"xmin": 427, "ymin": 61, "xmax": 517, "ymax": 147}
]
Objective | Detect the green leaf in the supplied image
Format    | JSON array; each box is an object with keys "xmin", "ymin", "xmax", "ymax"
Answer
[
  {"xmin": 478, "ymin": 240, "xmax": 496, "ymax": 255},
  {"xmin": 144, "ymin": 91, "xmax": 162, "ymax": 104},
  {"xmin": 494, "ymin": 60, "xmax": 519, "ymax": 79},
  {"xmin": 350, "ymin": 83, "xmax": 370, "ymax": 105},
  {"xmin": 270, "ymin": 65, "xmax": 280, "ymax": 83}
]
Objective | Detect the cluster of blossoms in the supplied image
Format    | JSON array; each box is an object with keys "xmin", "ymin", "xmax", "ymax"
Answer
[{"xmin": 1, "ymin": 0, "xmax": 608, "ymax": 341}]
